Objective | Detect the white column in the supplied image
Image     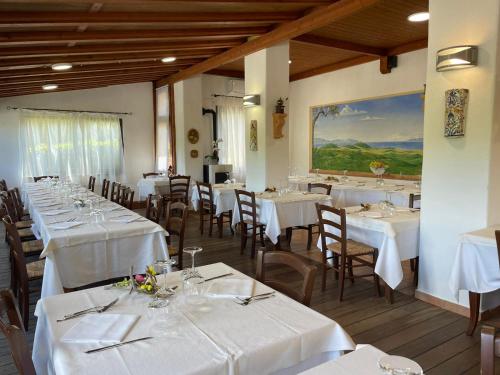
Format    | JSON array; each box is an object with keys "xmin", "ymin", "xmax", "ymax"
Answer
[
  {"xmin": 244, "ymin": 42, "xmax": 290, "ymax": 192},
  {"xmin": 419, "ymin": 0, "xmax": 500, "ymax": 308}
]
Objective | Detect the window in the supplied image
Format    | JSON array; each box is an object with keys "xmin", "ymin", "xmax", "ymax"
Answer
[
  {"xmin": 19, "ymin": 110, "xmax": 124, "ymax": 182},
  {"xmin": 155, "ymin": 86, "xmax": 170, "ymax": 172}
]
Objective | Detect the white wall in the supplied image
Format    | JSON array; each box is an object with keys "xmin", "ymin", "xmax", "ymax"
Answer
[
  {"xmin": 289, "ymin": 49, "xmax": 428, "ymax": 175},
  {"xmin": 0, "ymin": 82, "xmax": 155, "ymax": 196},
  {"xmin": 419, "ymin": 0, "xmax": 500, "ymax": 308}
]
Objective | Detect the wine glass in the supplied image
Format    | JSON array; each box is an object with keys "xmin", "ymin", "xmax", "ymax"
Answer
[
  {"xmin": 182, "ymin": 246, "xmax": 203, "ymax": 280},
  {"xmin": 154, "ymin": 258, "xmax": 177, "ymax": 298}
]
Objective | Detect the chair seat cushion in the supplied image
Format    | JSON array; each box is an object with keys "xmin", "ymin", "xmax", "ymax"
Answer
[
  {"xmin": 327, "ymin": 240, "xmax": 375, "ymax": 256},
  {"xmin": 15, "ymin": 220, "xmax": 33, "ymax": 229},
  {"xmin": 18, "ymin": 228, "xmax": 35, "ymax": 238},
  {"xmin": 26, "ymin": 260, "xmax": 45, "ymax": 280},
  {"xmin": 22, "ymin": 239, "xmax": 44, "ymax": 255}
]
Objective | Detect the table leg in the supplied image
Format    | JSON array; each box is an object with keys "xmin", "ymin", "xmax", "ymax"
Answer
[
  {"xmin": 384, "ymin": 283, "xmax": 394, "ymax": 304},
  {"xmin": 466, "ymin": 291, "xmax": 480, "ymax": 336}
]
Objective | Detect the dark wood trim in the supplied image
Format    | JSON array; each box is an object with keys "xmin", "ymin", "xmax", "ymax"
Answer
[
  {"xmin": 387, "ymin": 38, "xmax": 428, "ymax": 56},
  {"xmin": 168, "ymin": 84, "xmax": 177, "ymax": 174},
  {"xmin": 0, "ymin": 0, "xmax": 330, "ymax": 3},
  {"xmin": 290, "ymin": 55, "xmax": 377, "ymax": 81},
  {"xmin": 156, "ymin": 0, "xmax": 381, "ymax": 85},
  {"xmin": 205, "ymin": 69, "xmax": 245, "ymax": 79},
  {"xmin": 293, "ymin": 34, "xmax": 385, "ymax": 56}
]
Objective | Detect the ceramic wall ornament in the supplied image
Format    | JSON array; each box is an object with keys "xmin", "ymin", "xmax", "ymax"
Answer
[
  {"xmin": 190, "ymin": 149, "xmax": 198, "ymax": 158},
  {"xmin": 250, "ymin": 120, "xmax": 258, "ymax": 151},
  {"xmin": 444, "ymin": 88, "xmax": 469, "ymax": 137},
  {"xmin": 187, "ymin": 128, "xmax": 200, "ymax": 144}
]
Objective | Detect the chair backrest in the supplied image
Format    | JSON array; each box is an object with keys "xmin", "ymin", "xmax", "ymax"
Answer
[
  {"xmin": 2, "ymin": 217, "xmax": 29, "ymax": 306},
  {"xmin": 0, "ymin": 289, "xmax": 35, "ymax": 375},
  {"xmin": 110, "ymin": 182, "xmax": 121, "ymax": 203},
  {"xmin": 235, "ymin": 189, "xmax": 257, "ymax": 225},
  {"xmin": 0, "ymin": 179, "xmax": 7, "ymax": 192},
  {"xmin": 481, "ymin": 325, "xmax": 500, "ymax": 375},
  {"xmin": 1, "ymin": 191, "xmax": 19, "ymax": 222},
  {"xmin": 119, "ymin": 186, "xmax": 134, "ymax": 209},
  {"xmin": 316, "ymin": 203, "xmax": 347, "ymax": 255},
  {"xmin": 145, "ymin": 194, "xmax": 163, "ymax": 224},
  {"xmin": 308, "ymin": 183, "xmax": 332, "ymax": 195},
  {"xmin": 256, "ymin": 249, "xmax": 316, "ymax": 306},
  {"xmin": 143, "ymin": 172, "xmax": 159, "ymax": 178},
  {"xmin": 88, "ymin": 176, "xmax": 96, "ymax": 192},
  {"xmin": 33, "ymin": 176, "xmax": 58, "ymax": 182},
  {"xmin": 409, "ymin": 193, "xmax": 421, "ymax": 209},
  {"xmin": 9, "ymin": 189, "xmax": 24, "ymax": 221},
  {"xmin": 165, "ymin": 201, "xmax": 188, "ymax": 251},
  {"xmin": 169, "ymin": 175, "xmax": 190, "ymax": 202},
  {"xmin": 196, "ymin": 181, "xmax": 215, "ymax": 212},
  {"xmin": 101, "ymin": 178, "xmax": 110, "ymax": 198}
]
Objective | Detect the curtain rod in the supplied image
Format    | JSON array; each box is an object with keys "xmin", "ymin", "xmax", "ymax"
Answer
[
  {"xmin": 6, "ymin": 106, "xmax": 132, "ymax": 115},
  {"xmin": 212, "ymin": 94, "xmax": 243, "ymax": 99}
]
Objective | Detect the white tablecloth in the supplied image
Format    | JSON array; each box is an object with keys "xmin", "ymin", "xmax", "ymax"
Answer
[
  {"xmin": 23, "ymin": 183, "xmax": 169, "ymax": 297},
  {"xmin": 232, "ymin": 192, "xmax": 333, "ymax": 244},
  {"xmin": 191, "ymin": 183, "xmax": 244, "ymax": 217},
  {"xmin": 449, "ymin": 226, "xmax": 500, "ymax": 300},
  {"xmin": 289, "ymin": 177, "xmax": 421, "ymax": 209},
  {"xmin": 318, "ymin": 206, "xmax": 420, "ymax": 289},
  {"xmin": 137, "ymin": 176, "xmax": 170, "ymax": 200},
  {"xmin": 33, "ymin": 263, "xmax": 355, "ymax": 375}
]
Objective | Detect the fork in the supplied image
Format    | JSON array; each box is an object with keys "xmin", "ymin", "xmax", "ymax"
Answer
[
  {"xmin": 234, "ymin": 294, "xmax": 275, "ymax": 305},
  {"xmin": 57, "ymin": 297, "xmax": 119, "ymax": 322}
]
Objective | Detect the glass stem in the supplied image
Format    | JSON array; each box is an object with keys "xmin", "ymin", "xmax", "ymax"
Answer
[{"xmin": 191, "ymin": 253, "xmax": 195, "ymax": 272}]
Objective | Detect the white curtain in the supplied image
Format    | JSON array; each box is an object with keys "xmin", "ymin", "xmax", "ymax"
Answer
[
  {"xmin": 19, "ymin": 110, "xmax": 125, "ymax": 183},
  {"xmin": 216, "ymin": 97, "xmax": 246, "ymax": 181},
  {"xmin": 156, "ymin": 86, "xmax": 169, "ymax": 172}
]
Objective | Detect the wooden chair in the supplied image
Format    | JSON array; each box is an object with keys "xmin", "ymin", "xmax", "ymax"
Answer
[
  {"xmin": 481, "ymin": 325, "xmax": 500, "ymax": 375},
  {"xmin": 409, "ymin": 193, "xmax": 421, "ymax": 209},
  {"xmin": 12, "ymin": 188, "xmax": 29, "ymax": 219},
  {"xmin": 1, "ymin": 192, "xmax": 35, "ymax": 241},
  {"xmin": 0, "ymin": 179, "xmax": 7, "ymax": 191},
  {"xmin": 0, "ymin": 289, "xmax": 36, "ymax": 375},
  {"xmin": 408, "ymin": 193, "xmax": 421, "ymax": 283},
  {"xmin": 110, "ymin": 182, "xmax": 121, "ymax": 203},
  {"xmin": 33, "ymin": 176, "xmax": 58, "ymax": 182},
  {"xmin": 164, "ymin": 201, "xmax": 188, "ymax": 270},
  {"xmin": 2, "ymin": 216, "xmax": 44, "ymax": 330},
  {"xmin": 88, "ymin": 176, "xmax": 96, "ymax": 192},
  {"xmin": 316, "ymin": 203, "xmax": 380, "ymax": 301},
  {"xmin": 196, "ymin": 182, "xmax": 217, "ymax": 236},
  {"xmin": 119, "ymin": 186, "xmax": 134, "ymax": 209},
  {"xmin": 143, "ymin": 172, "xmax": 159, "ymax": 178},
  {"xmin": 286, "ymin": 182, "xmax": 332, "ymax": 250},
  {"xmin": 169, "ymin": 175, "xmax": 190, "ymax": 205},
  {"xmin": 235, "ymin": 189, "xmax": 265, "ymax": 258},
  {"xmin": 256, "ymin": 249, "xmax": 317, "ymax": 306},
  {"xmin": 145, "ymin": 194, "xmax": 163, "ymax": 224},
  {"xmin": 101, "ymin": 178, "xmax": 110, "ymax": 199}
]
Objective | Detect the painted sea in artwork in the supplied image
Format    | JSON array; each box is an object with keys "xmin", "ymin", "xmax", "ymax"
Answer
[{"xmin": 311, "ymin": 92, "xmax": 424, "ymax": 176}]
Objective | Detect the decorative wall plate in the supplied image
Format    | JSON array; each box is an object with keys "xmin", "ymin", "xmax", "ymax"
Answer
[
  {"xmin": 190, "ymin": 149, "xmax": 199, "ymax": 158},
  {"xmin": 187, "ymin": 128, "xmax": 200, "ymax": 144}
]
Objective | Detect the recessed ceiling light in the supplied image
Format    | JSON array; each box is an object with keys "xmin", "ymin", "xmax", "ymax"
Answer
[
  {"xmin": 408, "ymin": 12, "xmax": 429, "ymax": 22},
  {"xmin": 42, "ymin": 84, "xmax": 58, "ymax": 91},
  {"xmin": 288, "ymin": 60, "xmax": 292, "ymax": 64},
  {"xmin": 161, "ymin": 56, "xmax": 177, "ymax": 63},
  {"xmin": 51, "ymin": 63, "xmax": 73, "ymax": 71}
]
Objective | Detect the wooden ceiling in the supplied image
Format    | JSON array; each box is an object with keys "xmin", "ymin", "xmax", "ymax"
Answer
[{"xmin": 0, "ymin": 0, "xmax": 428, "ymax": 97}]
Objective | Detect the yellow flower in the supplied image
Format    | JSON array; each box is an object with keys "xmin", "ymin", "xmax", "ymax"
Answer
[{"xmin": 146, "ymin": 285, "xmax": 152, "ymax": 291}]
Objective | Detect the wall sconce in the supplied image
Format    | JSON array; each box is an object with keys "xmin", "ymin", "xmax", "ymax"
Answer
[
  {"xmin": 243, "ymin": 95, "xmax": 260, "ymax": 107},
  {"xmin": 436, "ymin": 45, "xmax": 478, "ymax": 72}
]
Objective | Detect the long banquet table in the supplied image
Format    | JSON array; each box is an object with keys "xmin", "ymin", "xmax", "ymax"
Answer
[
  {"xmin": 232, "ymin": 191, "xmax": 333, "ymax": 244},
  {"xmin": 318, "ymin": 205, "xmax": 420, "ymax": 293},
  {"xmin": 23, "ymin": 182, "xmax": 169, "ymax": 298},
  {"xmin": 33, "ymin": 262, "xmax": 355, "ymax": 375},
  {"xmin": 289, "ymin": 176, "xmax": 421, "ymax": 208}
]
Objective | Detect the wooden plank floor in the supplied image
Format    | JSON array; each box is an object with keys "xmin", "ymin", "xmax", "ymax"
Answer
[{"xmin": 0, "ymin": 211, "xmax": 497, "ymax": 374}]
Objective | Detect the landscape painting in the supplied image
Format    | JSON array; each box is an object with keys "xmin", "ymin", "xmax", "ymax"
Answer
[{"xmin": 311, "ymin": 91, "xmax": 424, "ymax": 177}]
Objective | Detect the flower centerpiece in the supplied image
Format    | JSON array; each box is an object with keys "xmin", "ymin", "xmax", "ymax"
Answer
[
  {"xmin": 369, "ymin": 161, "xmax": 388, "ymax": 185},
  {"xmin": 135, "ymin": 265, "xmax": 159, "ymax": 294}
]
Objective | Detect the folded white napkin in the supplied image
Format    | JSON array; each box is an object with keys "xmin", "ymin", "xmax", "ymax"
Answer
[
  {"xmin": 50, "ymin": 221, "xmax": 83, "ymax": 230},
  {"xmin": 206, "ymin": 279, "xmax": 255, "ymax": 298},
  {"xmin": 41, "ymin": 209, "xmax": 71, "ymax": 216},
  {"xmin": 109, "ymin": 216, "xmax": 140, "ymax": 223},
  {"xmin": 61, "ymin": 314, "xmax": 140, "ymax": 344},
  {"xmin": 345, "ymin": 206, "xmax": 363, "ymax": 214},
  {"xmin": 358, "ymin": 211, "xmax": 383, "ymax": 218}
]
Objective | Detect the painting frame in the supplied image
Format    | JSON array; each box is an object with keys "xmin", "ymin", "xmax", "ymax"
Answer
[{"xmin": 309, "ymin": 90, "xmax": 424, "ymax": 181}]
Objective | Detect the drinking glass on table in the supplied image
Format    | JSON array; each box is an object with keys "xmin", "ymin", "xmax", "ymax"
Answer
[{"xmin": 182, "ymin": 246, "xmax": 203, "ymax": 280}]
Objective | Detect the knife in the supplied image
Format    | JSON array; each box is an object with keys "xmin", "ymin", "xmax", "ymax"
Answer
[
  {"xmin": 201, "ymin": 272, "xmax": 234, "ymax": 283},
  {"xmin": 85, "ymin": 336, "xmax": 153, "ymax": 354}
]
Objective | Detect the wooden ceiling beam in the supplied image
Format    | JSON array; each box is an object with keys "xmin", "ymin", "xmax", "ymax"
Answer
[
  {"xmin": 0, "ymin": 27, "xmax": 269, "ymax": 45},
  {"xmin": 156, "ymin": 0, "xmax": 381, "ymax": 86},
  {"xmin": 0, "ymin": 49, "xmax": 223, "ymax": 69},
  {"xmin": 0, "ymin": 60, "xmax": 199, "ymax": 78},
  {"xmin": 0, "ymin": 0, "xmax": 330, "ymax": 3},
  {"xmin": 0, "ymin": 39, "xmax": 244, "ymax": 58},
  {"xmin": 0, "ymin": 11, "xmax": 300, "ymax": 25},
  {"xmin": 293, "ymin": 34, "xmax": 385, "ymax": 56},
  {"xmin": 205, "ymin": 69, "xmax": 245, "ymax": 79},
  {"xmin": 387, "ymin": 38, "xmax": 428, "ymax": 56},
  {"xmin": 290, "ymin": 55, "xmax": 377, "ymax": 81}
]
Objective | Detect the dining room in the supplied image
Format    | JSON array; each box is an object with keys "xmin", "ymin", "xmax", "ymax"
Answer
[{"xmin": 1, "ymin": 0, "xmax": 500, "ymax": 374}]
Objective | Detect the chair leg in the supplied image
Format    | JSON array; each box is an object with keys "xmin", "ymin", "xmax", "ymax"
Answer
[
  {"xmin": 218, "ymin": 215, "xmax": 223, "ymax": 238},
  {"xmin": 259, "ymin": 226, "xmax": 265, "ymax": 247},
  {"xmin": 229, "ymin": 210, "xmax": 234, "ymax": 235},
  {"xmin": 209, "ymin": 214, "xmax": 213, "ymax": 237},
  {"xmin": 410, "ymin": 258, "xmax": 415, "ymax": 272},
  {"xmin": 285, "ymin": 227, "xmax": 292, "ymax": 245},
  {"xmin": 413, "ymin": 256, "xmax": 419, "ymax": 287},
  {"xmin": 22, "ymin": 289, "xmax": 29, "ymax": 330},
  {"xmin": 338, "ymin": 256, "xmax": 346, "ymax": 302},
  {"xmin": 333, "ymin": 254, "xmax": 339, "ymax": 280},
  {"xmin": 348, "ymin": 257, "xmax": 354, "ymax": 284},
  {"xmin": 322, "ymin": 263, "xmax": 327, "ymax": 291},
  {"xmin": 199, "ymin": 211, "xmax": 204, "ymax": 235},
  {"xmin": 307, "ymin": 225, "xmax": 313, "ymax": 250},
  {"xmin": 240, "ymin": 224, "xmax": 247, "ymax": 255},
  {"xmin": 251, "ymin": 228, "xmax": 257, "ymax": 258}
]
